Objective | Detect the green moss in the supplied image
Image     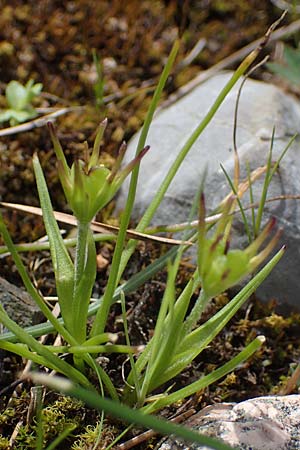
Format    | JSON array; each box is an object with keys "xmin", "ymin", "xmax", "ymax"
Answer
[
  {"xmin": 0, "ymin": 395, "xmax": 87, "ymax": 449},
  {"xmin": 32, "ymin": 396, "xmax": 83, "ymax": 445},
  {"xmin": 72, "ymin": 422, "xmax": 116, "ymax": 450},
  {"xmin": 0, "ymin": 407, "xmax": 15, "ymax": 426},
  {"xmin": 0, "ymin": 437, "xmax": 10, "ymax": 449},
  {"xmin": 12, "ymin": 425, "xmax": 36, "ymax": 449}
]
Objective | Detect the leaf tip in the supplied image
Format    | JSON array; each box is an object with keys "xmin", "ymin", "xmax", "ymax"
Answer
[{"xmin": 257, "ymin": 335, "xmax": 266, "ymax": 344}]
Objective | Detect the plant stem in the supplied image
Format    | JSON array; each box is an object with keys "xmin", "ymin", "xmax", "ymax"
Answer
[
  {"xmin": 0, "ymin": 211, "xmax": 73, "ymax": 344},
  {"xmin": 117, "ymin": 41, "xmax": 264, "ymax": 285},
  {"xmin": 90, "ymin": 39, "xmax": 180, "ymax": 337},
  {"xmin": 74, "ymin": 221, "xmax": 90, "ymax": 292},
  {"xmin": 182, "ymin": 289, "xmax": 211, "ymax": 336},
  {"xmin": 72, "ymin": 221, "xmax": 96, "ymax": 343},
  {"xmin": 31, "ymin": 373, "xmax": 235, "ymax": 450}
]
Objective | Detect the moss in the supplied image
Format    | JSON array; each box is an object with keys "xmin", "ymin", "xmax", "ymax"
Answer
[
  {"xmin": 12, "ymin": 425, "xmax": 36, "ymax": 449},
  {"xmin": 72, "ymin": 422, "xmax": 117, "ymax": 450},
  {"xmin": 0, "ymin": 407, "xmax": 15, "ymax": 426},
  {"xmin": 0, "ymin": 394, "xmax": 88, "ymax": 449},
  {"xmin": 34, "ymin": 396, "xmax": 84, "ymax": 443},
  {"xmin": 0, "ymin": 437, "xmax": 10, "ymax": 449}
]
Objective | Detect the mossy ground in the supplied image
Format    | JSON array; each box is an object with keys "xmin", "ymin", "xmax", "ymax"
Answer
[{"xmin": 0, "ymin": 1, "xmax": 300, "ymax": 448}]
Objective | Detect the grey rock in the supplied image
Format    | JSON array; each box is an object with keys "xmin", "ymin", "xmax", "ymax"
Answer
[
  {"xmin": 157, "ymin": 395, "xmax": 300, "ymax": 450},
  {"xmin": 116, "ymin": 72, "xmax": 300, "ymax": 311},
  {"xmin": 0, "ymin": 276, "xmax": 43, "ymax": 328}
]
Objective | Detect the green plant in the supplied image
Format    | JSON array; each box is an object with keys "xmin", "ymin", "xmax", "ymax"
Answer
[
  {"xmin": 0, "ymin": 79, "xmax": 43, "ymax": 126},
  {"xmin": 121, "ymin": 195, "xmax": 281, "ymax": 409},
  {"xmin": 46, "ymin": 118, "xmax": 149, "ymax": 346},
  {"xmin": 0, "ymin": 437, "xmax": 10, "ymax": 449},
  {"xmin": 0, "ymin": 18, "xmax": 287, "ymax": 449},
  {"xmin": 72, "ymin": 422, "xmax": 114, "ymax": 450},
  {"xmin": 0, "ymin": 393, "xmax": 79, "ymax": 450},
  {"xmin": 30, "ymin": 373, "xmax": 236, "ymax": 450}
]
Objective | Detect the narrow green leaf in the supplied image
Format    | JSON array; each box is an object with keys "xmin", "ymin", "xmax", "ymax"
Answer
[
  {"xmin": 0, "ymin": 209, "xmax": 72, "ymax": 343},
  {"xmin": 149, "ymin": 247, "xmax": 284, "ymax": 389},
  {"xmin": 72, "ymin": 226, "xmax": 96, "ymax": 342},
  {"xmin": 139, "ymin": 261, "xmax": 177, "ymax": 403},
  {"xmin": 33, "ymin": 154, "xmax": 75, "ymax": 333},
  {"xmin": 0, "ymin": 305, "xmax": 91, "ymax": 388},
  {"xmin": 31, "ymin": 373, "xmax": 236, "ymax": 450},
  {"xmin": 91, "ymin": 39, "xmax": 180, "ymax": 337},
  {"xmin": 0, "ymin": 240, "xmax": 187, "ymax": 342},
  {"xmin": 145, "ymin": 336, "xmax": 265, "ymax": 411},
  {"xmin": 124, "ymin": 274, "xmax": 197, "ymax": 404},
  {"xmin": 44, "ymin": 424, "xmax": 77, "ymax": 450}
]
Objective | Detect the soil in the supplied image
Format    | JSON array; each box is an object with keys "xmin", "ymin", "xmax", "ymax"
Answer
[{"xmin": 0, "ymin": 1, "xmax": 300, "ymax": 449}]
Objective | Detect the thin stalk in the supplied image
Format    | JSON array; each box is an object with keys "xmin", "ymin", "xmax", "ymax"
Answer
[
  {"xmin": 74, "ymin": 221, "xmax": 90, "ymax": 291},
  {"xmin": 144, "ymin": 336, "xmax": 265, "ymax": 413},
  {"xmin": 246, "ymin": 161, "xmax": 256, "ymax": 242},
  {"xmin": 90, "ymin": 40, "xmax": 180, "ymax": 337},
  {"xmin": 34, "ymin": 386, "xmax": 44, "ymax": 450},
  {"xmin": 0, "ymin": 211, "xmax": 73, "ymax": 344},
  {"xmin": 121, "ymin": 291, "xmax": 141, "ymax": 400},
  {"xmin": 182, "ymin": 289, "xmax": 211, "ymax": 336},
  {"xmin": 0, "ymin": 305, "xmax": 92, "ymax": 388},
  {"xmin": 31, "ymin": 373, "xmax": 235, "ymax": 450},
  {"xmin": 117, "ymin": 32, "xmax": 268, "ymax": 284},
  {"xmin": 0, "ymin": 233, "xmax": 115, "ymax": 255},
  {"xmin": 0, "ymin": 236, "xmax": 194, "ymax": 343},
  {"xmin": 254, "ymin": 128, "xmax": 275, "ymax": 237},
  {"xmin": 221, "ymin": 163, "xmax": 252, "ymax": 243},
  {"xmin": 72, "ymin": 220, "xmax": 93, "ymax": 344},
  {"xmin": 255, "ymin": 132, "xmax": 297, "ymax": 236}
]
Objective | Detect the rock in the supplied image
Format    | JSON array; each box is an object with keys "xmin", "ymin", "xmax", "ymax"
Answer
[
  {"xmin": 0, "ymin": 276, "xmax": 43, "ymax": 329},
  {"xmin": 157, "ymin": 395, "xmax": 300, "ymax": 450},
  {"xmin": 116, "ymin": 71, "xmax": 300, "ymax": 311}
]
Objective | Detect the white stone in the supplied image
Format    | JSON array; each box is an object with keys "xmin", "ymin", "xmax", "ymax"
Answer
[
  {"xmin": 157, "ymin": 395, "xmax": 300, "ymax": 450},
  {"xmin": 116, "ymin": 72, "xmax": 300, "ymax": 310}
]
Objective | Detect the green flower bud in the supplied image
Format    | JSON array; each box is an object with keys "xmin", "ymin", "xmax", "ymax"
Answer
[
  {"xmin": 198, "ymin": 194, "xmax": 281, "ymax": 298},
  {"xmin": 48, "ymin": 120, "xmax": 149, "ymax": 223}
]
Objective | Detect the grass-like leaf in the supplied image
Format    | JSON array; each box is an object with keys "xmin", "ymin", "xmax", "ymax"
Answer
[
  {"xmin": 33, "ymin": 154, "xmax": 75, "ymax": 334},
  {"xmin": 30, "ymin": 373, "xmax": 236, "ymax": 450}
]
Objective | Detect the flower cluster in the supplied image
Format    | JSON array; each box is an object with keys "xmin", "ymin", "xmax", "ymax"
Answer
[
  {"xmin": 48, "ymin": 119, "xmax": 149, "ymax": 223},
  {"xmin": 198, "ymin": 194, "xmax": 281, "ymax": 298}
]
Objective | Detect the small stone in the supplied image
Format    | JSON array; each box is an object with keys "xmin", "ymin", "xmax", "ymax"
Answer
[
  {"xmin": 0, "ymin": 276, "xmax": 43, "ymax": 328},
  {"xmin": 157, "ymin": 395, "xmax": 300, "ymax": 450}
]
